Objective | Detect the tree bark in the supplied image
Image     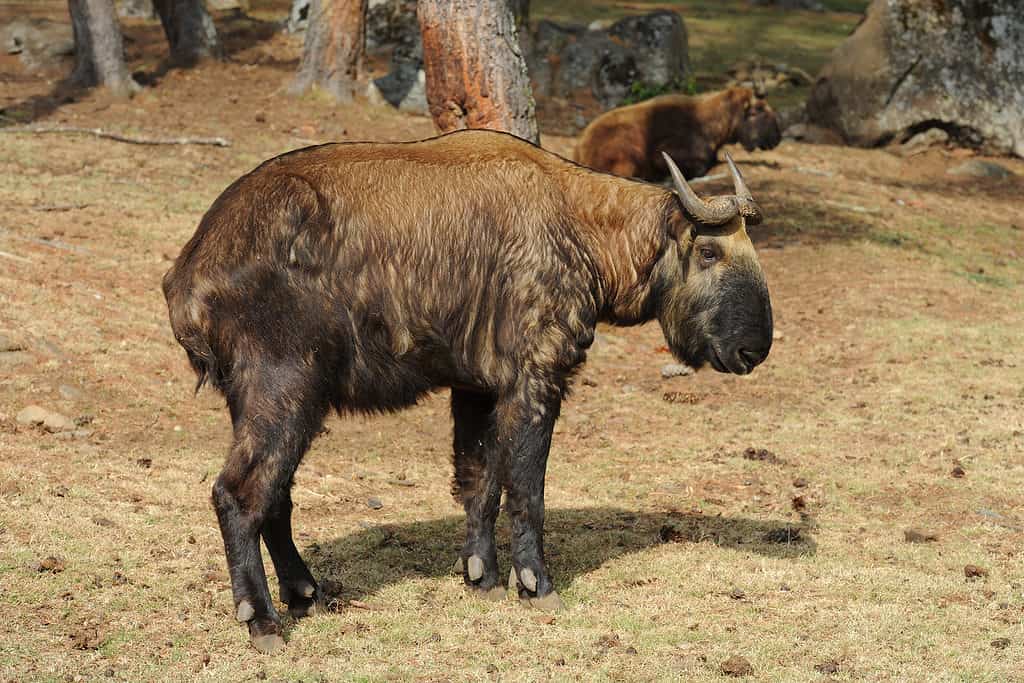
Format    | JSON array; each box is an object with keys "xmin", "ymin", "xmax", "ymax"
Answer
[
  {"xmin": 417, "ymin": 0, "xmax": 538, "ymax": 144},
  {"xmin": 67, "ymin": 0, "xmax": 137, "ymax": 97},
  {"xmin": 291, "ymin": 0, "xmax": 368, "ymax": 102},
  {"xmin": 152, "ymin": 0, "xmax": 221, "ymax": 65}
]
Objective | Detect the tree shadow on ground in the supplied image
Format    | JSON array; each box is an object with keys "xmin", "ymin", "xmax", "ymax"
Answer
[{"xmin": 305, "ymin": 507, "xmax": 815, "ymax": 603}]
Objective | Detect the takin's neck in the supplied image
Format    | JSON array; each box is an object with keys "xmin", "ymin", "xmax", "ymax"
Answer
[{"xmin": 558, "ymin": 167, "xmax": 678, "ymax": 325}]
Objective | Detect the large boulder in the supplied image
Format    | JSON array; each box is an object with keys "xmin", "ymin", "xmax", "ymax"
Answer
[
  {"xmin": 806, "ymin": 0, "xmax": 1024, "ymax": 157},
  {"xmin": 523, "ymin": 10, "xmax": 689, "ymax": 133}
]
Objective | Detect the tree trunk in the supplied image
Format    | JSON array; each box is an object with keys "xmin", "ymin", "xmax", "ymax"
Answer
[
  {"xmin": 417, "ymin": 0, "xmax": 538, "ymax": 144},
  {"xmin": 152, "ymin": 0, "xmax": 221, "ymax": 65},
  {"xmin": 290, "ymin": 0, "xmax": 368, "ymax": 102},
  {"xmin": 67, "ymin": 0, "xmax": 137, "ymax": 97}
]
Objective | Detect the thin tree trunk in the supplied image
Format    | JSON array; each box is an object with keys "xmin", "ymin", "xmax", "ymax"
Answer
[
  {"xmin": 67, "ymin": 0, "xmax": 137, "ymax": 97},
  {"xmin": 152, "ymin": 0, "xmax": 221, "ymax": 65},
  {"xmin": 417, "ymin": 0, "xmax": 538, "ymax": 144},
  {"xmin": 290, "ymin": 0, "xmax": 367, "ymax": 102}
]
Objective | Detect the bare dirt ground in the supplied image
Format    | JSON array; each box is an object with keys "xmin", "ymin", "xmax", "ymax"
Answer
[{"xmin": 2, "ymin": 2, "xmax": 1023, "ymax": 682}]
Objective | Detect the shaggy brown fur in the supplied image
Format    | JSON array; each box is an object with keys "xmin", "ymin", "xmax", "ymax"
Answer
[
  {"xmin": 162, "ymin": 129, "xmax": 773, "ymax": 652},
  {"xmin": 574, "ymin": 86, "xmax": 781, "ymax": 180}
]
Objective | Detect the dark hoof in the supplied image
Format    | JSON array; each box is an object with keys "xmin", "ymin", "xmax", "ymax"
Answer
[
  {"xmin": 286, "ymin": 596, "xmax": 322, "ymax": 619},
  {"xmin": 468, "ymin": 584, "xmax": 506, "ymax": 602},
  {"xmin": 521, "ymin": 590, "xmax": 565, "ymax": 612},
  {"xmin": 281, "ymin": 580, "xmax": 320, "ymax": 619},
  {"xmin": 248, "ymin": 618, "xmax": 285, "ymax": 654}
]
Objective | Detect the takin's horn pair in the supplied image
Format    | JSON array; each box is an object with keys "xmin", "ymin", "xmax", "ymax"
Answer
[{"xmin": 662, "ymin": 151, "xmax": 763, "ymax": 227}]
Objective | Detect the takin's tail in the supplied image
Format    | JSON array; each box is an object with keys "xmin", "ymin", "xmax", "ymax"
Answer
[{"xmin": 161, "ymin": 264, "xmax": 222, "ymax": 394}]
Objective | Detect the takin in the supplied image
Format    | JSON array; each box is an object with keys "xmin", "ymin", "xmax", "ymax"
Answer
[
  {"xmin": 162, "ymin": 129, "xmax": 774, "ymax": 653},
  {"xmin": 575, "ymin": 86, "xmax": 781, "ymax": 180}
]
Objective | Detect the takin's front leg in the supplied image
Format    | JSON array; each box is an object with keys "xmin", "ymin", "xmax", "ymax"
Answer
[
  {"xmin": 499, "ymin": 391, "xmax": 565, "ymax": 611},
  {"xmin": 451, "ymin": 389, "xmax": 505, "ymax": 600}
]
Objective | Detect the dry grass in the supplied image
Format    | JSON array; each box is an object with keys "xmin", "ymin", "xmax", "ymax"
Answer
[{"xmin": 2, "ymin": 2, "xmax": 1023, "ymax": 682}]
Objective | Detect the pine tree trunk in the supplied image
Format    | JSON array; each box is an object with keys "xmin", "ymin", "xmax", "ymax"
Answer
[
  {"xmin": 67, "ymin": 0, "xmax": 137, "ymax": 97},
  {"xmin": 152, "ymin": 0, "xmax": 221, "ymax": 65},
  {"xmin": 417, "ymin": 0, "xmax": 538, "ymax": 144},
  {"xmin": 290, "ymin": 0, "xmax": 368, "ymax": 102}
]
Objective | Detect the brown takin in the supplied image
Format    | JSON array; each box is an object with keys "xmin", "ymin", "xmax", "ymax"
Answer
[
  {"xmin": 162, "ymin": 129, "xmax": 773, "ymax": 653},
  {"xmin": 575, "ymin": 86, "xmax": 781, "ymax": 180}
]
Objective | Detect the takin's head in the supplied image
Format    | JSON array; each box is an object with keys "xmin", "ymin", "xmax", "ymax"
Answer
[
  {"xmin": 737, "ymin": 95, "xmax": 782, "ymax": 153},
  {"xmin": 653, "ymin": 152, "xmax": 773, "ymax": 375}
]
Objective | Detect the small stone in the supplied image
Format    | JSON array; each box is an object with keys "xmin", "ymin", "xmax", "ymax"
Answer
[
  {"xmin": 964, "ymin": 564, "xmax": 989, "ymax": 580},
  {"xmin": 136, "ymin": 458, "xmax": 152, "ymax": 469},
  {"xmin": 58, "ymin": 384, "xmax": 83, "ymax": 401},
  {"xmin": 366, "ymin": 497, "xmax": 383, "ymax": 510},
  {"xmin": 792, "ymin": 477, "xmax": 809, "ymax": 488},
  {"xmin": 814, "ymin": 659, "xmax": 841, "ymax": 674},
  {"xmin": 728, "ymin": 587, "xmax": 746, "ymax": 600},
  {"xmin": 33, "ymin": 556, "xmax": 65, "ymax": 573},
  {"xmin": 947, "ymin": 160, "xmax": 1013, "ymax": 179},
  {"xmin": 990, "ymin": 637, "xmax": 1010, "ymax": 649},
  {"xmin": 951, "ymin": 464, "xmax": 966, "ymax": 478},
  {"xmin": 16, "ymin": 405, "xmax": 50, "ymax": 426},
  {"xmin": 903, "ymin": 127, "xmax": 949, "ymax": 149},
  {"xmin": 904, "ymin": 529, "xmax": 939, "ymax": 543},
  {"xmin": 772, "ymin": 329, "xmax": 784, "ymax": 341},
  {"xmin": 721, "ymin": 655, "xmax": 754, "ymax": 677},
  {"xmin": 661, "ymin": 362, "xmax": 694, "ymax": 379},
  {"xmin": 625, "ymin": 646, "xmax": 638, "ymax": 655},
  {"xmin": 0, "ymin": 333, "xmax": 25, "ymax": 352},
  {"xmin": 92, "ymin": 516, "xmax": 116, "ymax": 528}
]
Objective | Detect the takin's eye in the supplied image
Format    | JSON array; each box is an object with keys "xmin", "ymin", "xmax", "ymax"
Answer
[{"xmin": 698, "ymin": 247, "xmax": 719, "ymax": 267}]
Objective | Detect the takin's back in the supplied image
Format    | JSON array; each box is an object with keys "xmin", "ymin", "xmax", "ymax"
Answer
[{"xmin": 162, "ymin": 131, "xmax": 606, "ymax": 409}]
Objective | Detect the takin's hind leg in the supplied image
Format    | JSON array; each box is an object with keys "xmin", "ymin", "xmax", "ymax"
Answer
[
  {"xmin": 213, "ymin": 365, "xmax": 330, "ymax": 653},
  {"xmin": 451, "ymin": 388, "xmax": 505, "ymax": 600}
]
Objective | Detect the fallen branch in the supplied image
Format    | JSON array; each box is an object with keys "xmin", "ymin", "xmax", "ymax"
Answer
[
  {"xmin": 1, "ymin": 125, "xmax": 231, "ymax": 147},
  {"xmin": 32, "ymin": 202, "xmax": 90, "ymax": 212},
  {"xmin": 0, "ymin": 249, "xmax": 31, "ymax": 263}
]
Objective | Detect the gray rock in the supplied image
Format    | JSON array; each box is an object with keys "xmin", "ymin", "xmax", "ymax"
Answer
[
  {"xmin": 661, "ymin": 363, "xmax": 695, "ymax": 379},
  {"xmin": 366, "ymin": 0, "xmax": 418, "ymax": 52},
  {"xmin": 366, "ymin": 496, "xmax": 384, "ymax": 510},
  {"xmin": 523, "ymin": 11, "xmax": 689, "ymax": 133},
  {"xmin": 807, "ymin": 0, "xmax": 1024, "ymax": 158},
  {"xmin": 0, "ymin": 18, "xmax": 74, "ymax": 71},
  {"xmin": 947, "ymin": 159, "xmax": 1014, "ymax": 179}
]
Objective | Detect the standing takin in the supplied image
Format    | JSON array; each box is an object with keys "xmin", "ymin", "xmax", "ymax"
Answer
[
  {"xmin": 575, "ymin": 86, "xmax": 782, "ymax": 180},
  {"xmin": 162, "ymin": 130, "xmax": 773, "ymax": 653}
]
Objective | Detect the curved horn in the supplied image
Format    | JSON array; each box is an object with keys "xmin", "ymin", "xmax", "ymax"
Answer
[
  {"xmin": 724, "ymin": 152, "xmax": 752, "ymax": 200},
  {"xmin": 662, "ymin": 152, "xmax": 738, "ymax": 226},
  {"xmin": 724, "ymin": 152, "xmax": 763, "ymax": 225}
]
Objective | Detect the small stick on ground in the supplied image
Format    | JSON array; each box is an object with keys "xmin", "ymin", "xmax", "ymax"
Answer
[
  {"xmin": 0, "ymin": 249, "xmax": 32, "ymax": 263},
  {"xmin": 32, "ymin": 203, "xmax": 90, "ymax": 212},
  {"xmin": 1, "ymin": 125, "xmax": 231, "ymax": 147}
]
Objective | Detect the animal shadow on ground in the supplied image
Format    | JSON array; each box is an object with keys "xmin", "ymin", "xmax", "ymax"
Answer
[{"xmin": 306, "ymin": 508, "xmax": 815, "ymax": 606}]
